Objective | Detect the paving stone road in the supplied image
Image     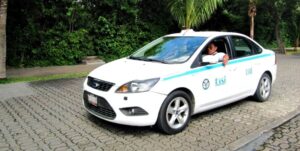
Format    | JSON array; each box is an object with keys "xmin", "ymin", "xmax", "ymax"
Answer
[
  {"xmin": 0, "ymin": 54, "xmax": 299, "ymax": 151},
  {"xmin": 256, "ymin": 114, "xmax": 300, "ymax": 151}
]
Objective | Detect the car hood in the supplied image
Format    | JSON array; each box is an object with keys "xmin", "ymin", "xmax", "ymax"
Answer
[{"xmin": 88, "ymin": 58, "xmax": 183, "ymax": 85}]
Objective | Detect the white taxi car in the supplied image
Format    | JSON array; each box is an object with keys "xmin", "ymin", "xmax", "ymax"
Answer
[{"xmin": 83, "ymin": 30, "xmax": 277, "ymax": 134}]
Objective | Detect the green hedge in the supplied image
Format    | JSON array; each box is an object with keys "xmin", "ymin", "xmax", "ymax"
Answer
[
  {"xmin": 7, "ymin": 0, "xmax": 173, "ymax": 67},
  {"xmin": 7, "ymin": 0, "xmax": 299, "ymax": 67}
]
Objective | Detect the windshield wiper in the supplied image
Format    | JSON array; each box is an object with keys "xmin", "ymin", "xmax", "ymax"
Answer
[
  {"xmin": 128, "ymin": 56, "xmax": 145, "ymax": 61},
  {"xmin": 146, "ymin": 58, "xmax": 168, "ymax": 64},
  {"xmin": 129, "ymin": 56, "xmax": 168, "ymax": 64}
]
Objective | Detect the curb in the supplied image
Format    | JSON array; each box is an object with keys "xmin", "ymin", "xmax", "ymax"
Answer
[{"xmin": 224, "ymin": 106, "xmax": 300, "ymax": 151}]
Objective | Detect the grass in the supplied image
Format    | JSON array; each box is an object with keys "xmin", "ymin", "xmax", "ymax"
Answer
[
  {"xmin": 270, "ymin": 47, "xmax": 300, "ymax": 55},
  {"xmin": 285, "ymin": 49, "xmax": 300, "ymax": 55},
  {"xmin": 0, "ymin": 72, "xmax": 88, "ymax": 84}
]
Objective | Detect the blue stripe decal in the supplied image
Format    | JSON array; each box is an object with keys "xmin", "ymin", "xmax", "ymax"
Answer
[
  {"xmin": 163, "ymin": 53, "xmax": 273, "ymax": 81},
  {"xmin": 228, "ymin": 53, "xmax": 273, "ymax": 65}
]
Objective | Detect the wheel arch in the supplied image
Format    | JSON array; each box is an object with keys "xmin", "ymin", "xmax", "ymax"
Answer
[
  {"xmin": 168, "ymin": 87, "xmax": 195, "ymax": 114},
  {"xmin": 253, "ymin": 70, "xmax": 273, "ymax": 102},
  {"xmin": 255, "ymin": 70, "xmax": 273, "ymax": 91},
  {"xmin": 264, "ymin": 71, "xmax": 273, "ymax": 82}
]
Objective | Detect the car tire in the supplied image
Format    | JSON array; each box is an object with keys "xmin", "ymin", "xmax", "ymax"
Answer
[
  {"xmin": 156, "ymin": 91, "xmax": 191, "ymax": 134},
  {"xmin": 254, "ymin": 73, "xmax": 272, "ymax": 102}
]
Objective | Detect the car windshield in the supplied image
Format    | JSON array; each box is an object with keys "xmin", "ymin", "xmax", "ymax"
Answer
[{"xmin": 129, "ymin": 37, "xmax": 206, "ymax": 64}]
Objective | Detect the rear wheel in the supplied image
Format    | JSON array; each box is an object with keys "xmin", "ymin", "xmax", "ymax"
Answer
[
  {"xmin": 254, "ymin": 73, "xmax": 272, "ymax": 102},
  {"xmin": 156, "ymin": 91, "xmax": 191, "ymax": 134}
]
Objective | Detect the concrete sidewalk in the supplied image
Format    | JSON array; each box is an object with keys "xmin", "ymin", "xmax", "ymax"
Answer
[{"xmin": 6, "ymin": 63, "xmax": 104, "ymax": 78}]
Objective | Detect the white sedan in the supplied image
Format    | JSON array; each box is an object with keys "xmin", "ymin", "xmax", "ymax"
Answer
[{"xmin": 83, "ymin": 30, "xmax": 277, "ymax": 134}]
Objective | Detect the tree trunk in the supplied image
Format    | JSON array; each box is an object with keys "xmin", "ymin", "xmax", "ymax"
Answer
[
  {"xmin": 0, "ymin": 0, "xmax": 8, "ymax": 79},
  {"xmin": 250, "ymin": 16, "xmax": 254, "ymax": 39},
  {"xmin": 295, "ymin": 36, "xmax": 299, "ymax": 51},
  {"xmin": 275, "ymin": 15, "xmax": 285, "ymax": 54},
  {"xmin": 248, "ymin": 0, "xmax": 256, "ymax": 39}
]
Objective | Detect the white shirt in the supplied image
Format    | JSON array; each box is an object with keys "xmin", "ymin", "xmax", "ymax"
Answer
[{"xmin": 203, "ymin": 52, "xmax": 226, "ymax": 63}]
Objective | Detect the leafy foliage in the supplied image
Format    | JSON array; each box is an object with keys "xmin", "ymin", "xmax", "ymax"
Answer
[
  {"xmin": 7, "ymin": 0, "xmax": 173, "ymax": 67},
  {"xmin": 200, "ymin": 0, "xmax": 300, "ymax": 48},
  {"xmin": 167, "ymin": 0, "xmax": 225, "ymax": 29},
  {"xmin": 6, "ymin": 0, "xmax": 300, "ymax": 68}
]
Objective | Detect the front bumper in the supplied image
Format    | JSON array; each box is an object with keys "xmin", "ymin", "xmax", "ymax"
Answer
[{"xmin": 82, "ymin": 83, "xmax": 167, "ymax": 126}]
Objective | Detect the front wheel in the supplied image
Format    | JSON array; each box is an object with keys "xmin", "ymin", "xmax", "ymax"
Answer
[
  {"xmin": 156, "ymin": 91, "xmax": 191, "ymax": 134},
  {"xmin": 254, "ymin": 73, "xmax": 272, "ymax": 102}
]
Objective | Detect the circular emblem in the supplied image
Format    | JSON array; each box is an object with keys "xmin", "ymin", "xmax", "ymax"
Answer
[
  {"xmin": 202, "ymin": 79, "xmax": 210, "ymax": 90},
  {"xmin": 93, "ymin": 82, "xmax": 100, "ymax": 88}
]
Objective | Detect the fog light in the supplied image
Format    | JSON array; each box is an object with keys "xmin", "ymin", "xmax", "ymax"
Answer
[{"xmin": 120, "ymin": 107, "xmax": 148, "ymax": 116}]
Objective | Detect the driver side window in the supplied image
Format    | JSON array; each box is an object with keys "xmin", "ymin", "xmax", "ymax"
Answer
[
  {"xmin": 201, "ymin": 37, "xmax": 231, "ymax": 64},
  {"xmin": 191, "ymin": 37, "xmax": 231, "ymax": 68}
]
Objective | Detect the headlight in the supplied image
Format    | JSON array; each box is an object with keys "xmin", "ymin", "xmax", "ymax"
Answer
[{"xmin": 116, "ymin": 78, "xmax": 160, "ymax": 93}]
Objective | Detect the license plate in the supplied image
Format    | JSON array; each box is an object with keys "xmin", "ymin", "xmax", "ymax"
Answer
[{"xmin": 87, "ymin": 94, "xmax": 97, "ymax": 106}]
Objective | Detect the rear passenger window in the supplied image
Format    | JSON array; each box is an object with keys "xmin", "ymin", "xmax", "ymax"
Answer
[
  {"xmin": 231, "ymin": 37, "xmax": 253, "ymax": 58},
  {"xmin": 252, "ymin": 42, "xmax": 262, "ymax": 54}
]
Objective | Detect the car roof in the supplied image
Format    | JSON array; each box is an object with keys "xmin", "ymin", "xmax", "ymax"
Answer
[{"xmin": 165, "ymin": 29, "xmax": 246, "ymax": 38}]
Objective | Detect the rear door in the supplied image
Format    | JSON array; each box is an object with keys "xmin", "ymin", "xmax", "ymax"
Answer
[{"xmin": 229, "ymin": 36, "xmax": 258, "ymax": 94}]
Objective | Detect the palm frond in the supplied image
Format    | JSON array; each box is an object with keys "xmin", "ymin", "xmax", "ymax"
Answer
[{"xmin": 167, "ymin": 0, "xmax": 225, "ymax": 29}]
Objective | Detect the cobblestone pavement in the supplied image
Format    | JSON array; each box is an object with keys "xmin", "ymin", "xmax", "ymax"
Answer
[
  {"xmin": 256, "ymin": 114, "xmax": 300, "ymax": 151},
  {"xmin": 0, "ymin": 54, "xmax": 300, "ymax": 151}
]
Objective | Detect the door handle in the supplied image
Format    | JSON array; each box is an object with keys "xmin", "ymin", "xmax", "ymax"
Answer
[
  {"xmin": 255, "ymin": 63, "xmax": 261, "ymax": 66},
  {"xmin": 229, "ymin": 67, "xmax": 237, "ymax": 71}
]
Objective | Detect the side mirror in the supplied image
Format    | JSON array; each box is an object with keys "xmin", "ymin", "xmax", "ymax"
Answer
[{"xmin": 202, "ymin": 55, "xmax": 219, "ymax": 64}]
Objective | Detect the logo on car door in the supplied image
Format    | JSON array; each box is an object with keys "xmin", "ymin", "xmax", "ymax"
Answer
[{"xmin": 202, "ymin": 79, "xmax": 210, "ymax": 90}]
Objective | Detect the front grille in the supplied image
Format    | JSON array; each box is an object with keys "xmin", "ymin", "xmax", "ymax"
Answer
[
  {"xmin": 83, "ymin": 91, "xmax": 116, "ymax": 119},
  {"xmin": 87, "ymin": 76, "xmax": 114, "ymax": 92}
]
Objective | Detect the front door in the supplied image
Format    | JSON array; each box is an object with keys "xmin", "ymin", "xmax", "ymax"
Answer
[{"xmin": 190, "ymin": 37, "xmax": 236, "ymax": 111}]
